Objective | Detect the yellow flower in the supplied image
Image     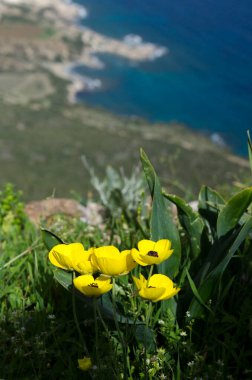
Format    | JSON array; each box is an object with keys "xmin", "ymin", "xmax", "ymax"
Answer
[
  {"xmin": 91, "ymin": 246, "xmax": 137, "ymax": 276},
  {"xmin": 48, "ymin": 243, "xmax": 95, "ymax": 274},
  {"xmin": 78, "ymin": 356, "xmax": 92, "ymax": 371},
  {"xmin": 131, "ymin": 239, "xmax": 173, "ymax": 266},
  {"xmin": 74, "ymin": 274, "xmax": 112, "ymax": 297},
  {"xmin": 132, "ymin": 273, "xmax": 180, "ymax": 302}
]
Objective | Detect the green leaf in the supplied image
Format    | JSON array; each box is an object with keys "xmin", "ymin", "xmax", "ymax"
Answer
[
  {"xmin": 164, "ymin": 193, "xmax": 204, "ymax": 260},
  {"xmin": 217, "ymin": 187, "xmax": 252, "ymax": 238},
  {"xmin": 247, "ymin": 130, "xmax": 252, "ymax": 174},
  {"xmin": 53, "ymin": 268, "xmax": 72, "ymax": 291},
  {"xmin": 98, "ymin": 293, "xmax": 140, "ymax": 324},
  {"xmin": 41, "ymin": 228, "xmax": 64, "ymax": 250},
  {"xmin": 174, "ymin": 353, "xmax": 181, "ymax": 380},
  {"xmin": 140, "ymin": 148, "xmax": 181, "ymax": 277},
  {"xmin": 198, "ymin": 186, "xmax": 225, "ymax": 232},
  {"xmin": 135, "ymin": 324, "xmax": 156, "ymax": 351},
  {"xmin": 186, "ymin": 269, "xmax": 213, "ymax": 314},
  {"xmin": 189, "ymin": 216, "xmax": 252, "ymax": 318},
  {"xmin": 215, "ymin": 216, "xmax": 252, "ymax": 276}
]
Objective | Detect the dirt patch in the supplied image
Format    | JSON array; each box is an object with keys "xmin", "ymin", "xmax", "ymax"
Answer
[{"xmin": 0, "ymin": 23, "xmax": 41, "ymax": 40}]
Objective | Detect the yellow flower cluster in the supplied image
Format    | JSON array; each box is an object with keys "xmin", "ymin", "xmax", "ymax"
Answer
[{"xmin": 48, "ymin": 239, "xmax": 180, "ymax": 302}]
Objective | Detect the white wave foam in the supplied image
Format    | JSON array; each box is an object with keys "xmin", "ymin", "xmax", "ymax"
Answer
[
  {"xmin": 150, "ymin": 47, "xmax": 168, "ymax": 59},
  {"xmin": 211, "ymin": 133, "xmax": 226, "ymax": 146},
  {"xmin": 82, "ymin": 77, "xmax": 102, "ymax": 91},
  {"xmin": 123, "ymin": 34, "xmax": 143, "ymax": 46}
]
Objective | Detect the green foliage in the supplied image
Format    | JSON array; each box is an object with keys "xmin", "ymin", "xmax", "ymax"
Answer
[
  {"xmin": 0, "ymin": 183, "xmax": 26, "ymax": 233},
  {"xmin": 82, "ymin": 156, "xmax": 146, "ymax": 217},
  {"xmin": 1, "ymin": 142, "xmax": 252, "ymax": 379}
]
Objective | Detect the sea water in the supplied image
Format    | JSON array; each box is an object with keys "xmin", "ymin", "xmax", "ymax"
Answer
[{"xmin": 74, "ymin": 0, "xmax": 252, "ymax": 155}]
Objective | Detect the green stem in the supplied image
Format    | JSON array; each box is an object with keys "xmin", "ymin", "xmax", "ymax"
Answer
[
  {"xmin": 72, "ymin": 272, "xmax": 88, "ymax": 355},
  {"xmin": 96, "ymin": 302, "xmax": 119, "ymax": 379},
  {"xmin": 147, "ymin": 265, "xmax": 154, "ymax": 286},
  {"xmin": 93, "ymin": 298, "xmax": 100, "ymax": 372},
  {"xmin": 144, "ymin": 301, "xmax": 153, "ymax": 380},
  {"xmin": 112, "ymin": 277, "xmax": 128, "ymax": 380}
]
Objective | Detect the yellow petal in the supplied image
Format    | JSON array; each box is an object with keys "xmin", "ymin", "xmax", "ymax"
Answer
[
  {"xmin": 74, "ymin": 274, "xmax": 95, "ymax": 287},
  {"xmin": 154, "ymin": 240, "xmax": 173, "ymax": 263},
  {"xmin": 123, "ymin": 250, "xmax": 138, "ymax": 272},
  {"xmin": 74, "ymin": 248, "xmax": 96, "ymax": 274},
  {"xmin": 78, "ymin": 356, "xmax": 92, "ymax": 371},
  {"xmin": 48, "ymin": 243, "xmax": 87, "ymax": 271},
  {"xmin": 148, "ymin": 274, "xmax": 180, "ymax": 301},
  {"xmin": 48, "ymin": 250, "xmax": 69, "ymax": 270},
  {"xmin": 92, "ymin": 247, "xmax": 135, "ymax": 276},
  {"xmin": 95, "ymin": 257, "xmax": 126, "ymax": 276},
  {"xmin": 73, "ymin": 274, "xmax": 112, "ymax": 297},
  {"xmin": 94, "ymin": 246, "xmax": 120, "ymax": 258},
  {"xmin": 138, "ymin": 253, "xmax": 161, "ymax": 266},
  {"xmin": 154, "ymin": 239, "xmax": 172, "ymax": 255},
  {"xmin": 132, "ymin": 239, "xmax": 173, "ymax": 266},
  {"xmin": 131, "ymin": 248, "xmax": 149, "ymax": 266},
  {"xmin": 148, "ymin": 274, "xmax": 174, "ymax": 288},
  {"xmin": 69, "ymin": 243, "xmax": 87, "ymax": 265},
  {"xmin": 75, "ymin": 260, "xmax": 94, "ymax": 274},
  {"xmin": 91, "ymin": 251, "xmax": 99, "ymax": 271},
  {"xmin": 138, "ymin": 240, "xmax": 155, "ymax": 255},
  {"xmin": 132, "ymin": 273, "xmax": 146, "ymax": 290},
  {"xmin": 139, "ymin": 286, "xmax": 166, "ymax": 301},
  {"xmin": 160, "ymin": 287, "xmax": 180, "ymax": 301}
]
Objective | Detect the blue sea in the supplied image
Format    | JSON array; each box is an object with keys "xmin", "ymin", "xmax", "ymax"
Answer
[{"xmin": 74, "ymin": 0, "xmax": 252, "ymax": 156}]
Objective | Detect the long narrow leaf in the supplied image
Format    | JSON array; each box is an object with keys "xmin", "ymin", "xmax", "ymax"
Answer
[
  {"xmin": 41, "ymin": 228, "xmax": 64, "ymax": 250},
  {"xmin": 198, "ymin": 186, "xmax": 225, "ymax": 234},
  {"xmin": 186, "ymin": 269, "xmax": 212, "ymax": 314},
  {"xmin": 189, "ymin": 216, "xmax": 252, "ymax": 318},
  {"xmin": 140, "ymin": 149, "xmax": 181, "ymax": 277},
  {"xmin": 164, "ymin": 193, "xmax": 204, "ymax": 260},
  {"xmin": 247, "ymin": 130, "xmax": 252, "ymax": 174}
]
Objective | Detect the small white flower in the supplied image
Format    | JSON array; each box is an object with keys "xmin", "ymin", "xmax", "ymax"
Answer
[
  {"xmin": 160, "ymin": 374, "xmax": 167, "ymax": 380},
  {"xmin": 158, "ymin": 319, "xmax": 165, "ymax": 325},
  {"xmin": 186, "ymin": 311, "xmax": 191, "ymax": 318},
  {"xmin": 48, "ymin": 314, "xmax": 56, "ymax": 320},
  {"xmin": 180, "ymin": 331, "xmax": 187, "ymax": 337},
  {"xmin": 187, "ymin": 361, "xmax": 194, "ymax": 367}
]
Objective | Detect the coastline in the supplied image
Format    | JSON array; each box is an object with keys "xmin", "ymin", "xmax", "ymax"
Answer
[{"xmin": 1, "ymin": 0, "xmax": 167, "ymax": 102}]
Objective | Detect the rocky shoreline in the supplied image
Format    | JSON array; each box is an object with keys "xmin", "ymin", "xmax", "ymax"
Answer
[{"xmin": 0, "ymin": 0, "xmax": 167, "ymax": 102}]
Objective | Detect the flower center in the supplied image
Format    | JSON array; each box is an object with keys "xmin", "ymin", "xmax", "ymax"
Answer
[
  {"xmin": 88, "ymin": 283, "xmax": 99, "ymax": 288},
  {"xmin": 147, "ymin": 250, "xmax": 159, "ymax": 257}
]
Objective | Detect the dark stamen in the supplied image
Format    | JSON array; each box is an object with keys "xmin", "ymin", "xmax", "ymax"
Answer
[
  {"xmin": 88, "ymin": 283, "xmax": 98, "ymax": 288},
  {"xmin": 147, "ymin": 250, "xmax": 159, "ymax": 257}
]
